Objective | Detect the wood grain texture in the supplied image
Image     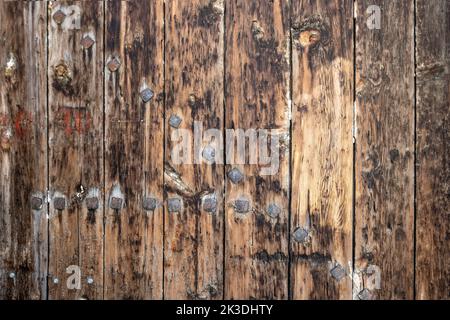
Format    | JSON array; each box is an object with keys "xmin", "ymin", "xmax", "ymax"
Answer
[
  {"xmin": 0, "ymin": 0, "xmax": 449, "ymax": 301},
  {"xmin": 224, "ymin": 0, "xmax": 290, "ymax": 299},
  {"xmin": 355, "ymin": 0, "xmax": 414, "ymax": 299},
  {"xmin": 104, "ymin": 0, "xmax": 164, "ymax": 299},
  {"xmin": 291, "ymin": 0, "xmax": 353, "ymax": 300},
  {"xmin": 415, "ymin": 0, "xmax": 450, "ymax": 300},
  {"xmin": 48, "ymin": 0, "xmax": 104, "ymax": 299},
  {"xmin": 164, "ymin": 0, "xmax": 224, "ymax": 300},
  {"xmin": 0, "ymin": 1, "xmax": 48, "ymax": 300}
]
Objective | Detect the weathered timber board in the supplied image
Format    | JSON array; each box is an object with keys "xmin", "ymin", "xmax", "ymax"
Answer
[
  {"xmin": 104, "ymin": 0, "xmax": 164, "ymax": 299},
  {"xmin": 0, "ymin": 1, "xmax": 48, "ymax": 300},
  {"xmin": 0, "ymin": 0, "xmax": 448, "ymax": 301},
  {"xmin": 355, "ymin": 0, "xmax": 415, "ymax": 300},
  {"xmin": 291, "ymin": 0, "xmax": 354, "ymax": 300},
  {"xmin": 415, "ymin": 0, "xmax": 450, "ymax": 300},
  {"xmin": 224, "ymin": 0, "xmax": 291, "ymax": 299},
  {"xmin": 164, "ymin": 0, "xmax": 225, "ymax": 300},
  {"xmin": 48, "ymin": 0, "xmax": 104, "ymax": 299}
]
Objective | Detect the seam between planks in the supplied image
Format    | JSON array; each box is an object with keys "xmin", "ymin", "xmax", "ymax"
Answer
[
  {"xmin": 102, "ymin": 0, "xmax": 106, "ymax": 301},
  {"xmin": 222, "ymin": 0, "xmax": 227, "ymax": 301},
  {"xmin": 45, "ymin": 0, "xmax": 50, "ymax": 301},
  {"xmin": 352, "ymin": 0, "xmax": 357, "ymax": 300},
  {"xmin": 162, "ymin": 0, "xmax": 166, "ymax": 300},
  {"xmin": 287, "ymin": 0, "xmax": 293, "ymax": 301},
  {"xmin": 413, "ymin": 0, "xmax": 417, "ymax": 301}
]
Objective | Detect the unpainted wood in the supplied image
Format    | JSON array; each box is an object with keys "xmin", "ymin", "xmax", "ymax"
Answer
[
  {"xmin": 291, "ymin": 0, "xmax": 353, "ymax": 300},
  {"xmin": 355, "ymin": 0, "xmax": 415, "ymax": 299},
  {"xmin": 164, "ymin": 0, "xmax": 225, "ymax": 299},
  {"xmin": 224, "ymin": 0, "xmax": 290, "ymax": 299},
  {"xmin": 104, "ymin": 0, "xmax": 164, "ymax": 299},
  {"xmin": 0, "ymin": 0, "xmax": 48, "ymax": 300},
  {"xmin": 415, "ymin": 0, "xmax": 450, "ymax": 300},
  {"xmin": 48, "ymin": 0, "xmax": 104, "ymax": 299}
]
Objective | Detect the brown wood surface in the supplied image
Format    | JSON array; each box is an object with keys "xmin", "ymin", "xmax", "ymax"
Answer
[
  {"xmin": 415, "ymin": 0, "xmax": 449, "ymax": 300},
  {"xmin": 355, "ymin": 0, "xmax": 415, "ymax": 300},
  {"xmin": 224, "ymin": 0, "xmax": 290, "ymax": 299},
  {"xmin": 0, "ymin": 0, "xmax": 448, "ymax": 301},
  {"xmin": 48, "ymin": 0, "xmax": 104, "ymax": 300},
  {"xmin": 164, "ymin": 0, "xmax": 225, "ymax": 299},
  {"xmin": 104, "ymin": 0, "xmax": 164, "ymax": 299},
  {"xmin": 0, "ymin": 1, "xmax": 48, "ymax": 300},
  {"xmin": 291, "ymin": 0, "xmax": 353, "ymax": 300}
]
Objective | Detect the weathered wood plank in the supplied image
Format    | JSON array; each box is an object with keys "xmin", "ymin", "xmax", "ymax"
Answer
[
  {"xmin": 290, "ymin": 0, "xmax": 353, "ymax": 300},
  {"xmin": 355, "ymin": 0, "xmax": 414, "ymax": 299},
  {"xmin": 104, "ymin": 0, "xmax": 164, "ymax": 299},
  {"xmin": 48, "ymin": 0, "xmax": 104, "ymax": 299},
  {"xmin": 164, "ymin": 0, "xmax": 225, "ymax": 299},
  {"xmin": 224, "ymin": 0, "xmax": 290, "ymax": 299},
  {"xmin": 0, "ymin": 0, "xmax": 48, "ymax": 300},
  {"xmin": 415, "ymin": 0, "xmax": 450, "ymax": 300}
]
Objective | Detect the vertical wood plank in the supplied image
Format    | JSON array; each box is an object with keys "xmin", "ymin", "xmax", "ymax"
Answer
[
  {"xmin": 416, "ymin": 0, "xmax": 450, "ymax": 300},
  {"xmin": 0, "ymin": 1, "xmax": 48, "ymax": 300},
  {"xmin": 104, "ymin": 0, "xmax": 164, "ymax": 299},
  {"xmin": 355, "ymin": 0, "xmax": 414, "ymax": 299},
  {"xmin": 290, "ymin": 0, "xmax": 353, "ymax": 300},
  {"xmin": 164, "ymin": 0, "xmax": 224, "ymax": 299},
  {"xmin": 224, "ymin": 0, "xmax": 290, "ymax": 299},
  {"xmin": 48, "ymin": 0, "xmax": 104, "ymax": 299}
]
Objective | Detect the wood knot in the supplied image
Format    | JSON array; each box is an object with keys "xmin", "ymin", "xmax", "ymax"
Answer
[
  {"xmin": 367, "ymin": 61, "xmax": 384, "ymax": 86},
  {"xmin": 198, "ymin": 0, "xmax": 223, "ymax": 27},
  {"xmin": 251, "ymin": 20, "xmax": 265, "ymax": 42},
  {"xmin": 53, "ymin": 62, "xmax": 73, "ymax": 95},
  {"xmin": 299, "ymin": 29, "xmax": 321, "ymax": 48},
  {"xmin": 292, "ymin": 15, "xmax": 330, "ymax": 50},
  {"xmin": 1, "ymin": 128, "xmax": 12, "ymax": 151},
  {"xmin": 4, "ymin": 53, "xmax": 18, "ymax": 83}
]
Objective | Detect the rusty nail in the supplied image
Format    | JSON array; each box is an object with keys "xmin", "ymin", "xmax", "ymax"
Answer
[
  {"xmin": 266, "ymin": 203, "xmax": 281, "ymax": 218},
  {"xmin": 228, "ymin": 167, "xmax": 243, "ymax": 184},
  {"xmin": 86, "ymin": 197, "xmax": 99, "ymax": 210},
  {"xmin": 143, "ymin": 197, "xmax": 157, "ymax": 211},
  {"xmin": 9, "ymin": 272, "xmax": 15, "ymax": 279},
  {"xmin": 169, "ymin": 115, "xmax": 182, "ymax": 128},
  {"xmin": 293, "ymin": 227, "xmax": 308, "ymax": 243},
  {"xmin": 168, "ymin": 198, "xmax": 182, "ymax": 212},
  {"xmin": 53, "ymin": 197, "xmax": 66, "ymax": 211},
  {"xmin": 107, "ymin": 58, "xmax": 120, "ymax": 72},
  {"xmin": 389, "ymin": 149, "xmax": 400, "ymax": 162},
  {"xmin": 330, "ymin": 264, "xmax": 346, "ymax": 281},
  {"xmin": 86, "ymin": 276, "xmax": 94, "ymax": 285},
  {"xmin": 110, "ymin": 197, "xmax": 123, "ymax": 210},
  {"xmin": 358, "ymin": 288, "xmax": 372, "ymax": 300},
  {"xmin": 202, "ymin": 194, "xmax": 217, "ymax": 213},
  {"xmin": 234, "ymin": 198, "xmax": 249, "ymax": 214},
  {"xmin": 140, "ymin": 88, "xmax": 154, "ymax": 103},
  {"xmin": 202, "ymin": 145, "xmax": 216, "ymax": 162},
  {"xmin": 81, "ymin": 35, "xmax": 95, "ymax": 49},
  {"xmin": 31, "ymin": 196, "xmax": 43, "ymax": 211},
  {"xmin": 53, "ymin": 10, "xmax": 66, "ymax": 24}
]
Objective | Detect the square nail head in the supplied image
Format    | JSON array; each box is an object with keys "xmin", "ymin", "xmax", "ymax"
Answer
[
  {"xmin": 143, "ymin": 197, "xmax": 158, "ymax": 211},
  {"xmin": 110, "ymin": 197, "xmax": 123, "ymax": 210}
]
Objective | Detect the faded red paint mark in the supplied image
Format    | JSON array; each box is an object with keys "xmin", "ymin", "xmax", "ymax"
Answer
[
  {"xmin": 58, "ymin": 107, "xmax": 92, "ymax": 137},
  {"xmin": 14, "ymin": 110, "xmax": 32, "ymax": 139}
]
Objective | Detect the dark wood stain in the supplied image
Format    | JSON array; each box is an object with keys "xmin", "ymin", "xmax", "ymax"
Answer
[{"xmin": 0, "ymin": 0, "xmax": 448, "ymax": 301}]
